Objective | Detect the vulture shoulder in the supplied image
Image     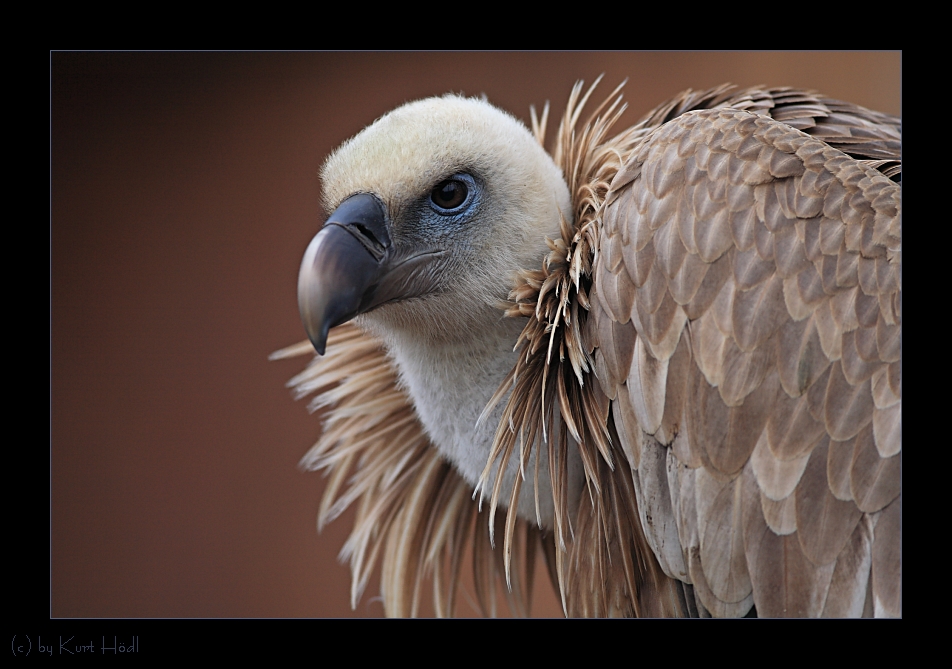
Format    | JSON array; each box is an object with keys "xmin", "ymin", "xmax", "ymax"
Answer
[
  {"xmin": 280, "ymin": 83, "xmax": 901, "ymax": 617},
  {"xmin": 589, "ymin": 106, "xmax": 901, "ymax": 617}
]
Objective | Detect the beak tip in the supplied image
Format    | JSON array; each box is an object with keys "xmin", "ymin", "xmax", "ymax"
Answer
[{"xmin": 306, "ymin": 323, "xmax": 329, "ymax": 356}]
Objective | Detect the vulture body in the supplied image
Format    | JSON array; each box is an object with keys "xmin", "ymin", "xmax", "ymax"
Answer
[{"xmin": 278, "ymin": 83, "xmax": 901, "ymax": 617}]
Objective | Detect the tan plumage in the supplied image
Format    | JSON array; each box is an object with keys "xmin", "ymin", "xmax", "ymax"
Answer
[{"xmin": 277, "ymin": 81, "xmax": 901, "ymax": 617}]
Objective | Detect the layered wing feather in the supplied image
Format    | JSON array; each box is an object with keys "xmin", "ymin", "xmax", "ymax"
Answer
[{"xmin": 591, "ymin": 106, "xmax": 901, "ymax": 617}]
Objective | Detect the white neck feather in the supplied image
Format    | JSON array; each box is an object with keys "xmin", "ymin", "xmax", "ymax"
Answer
[{"xmin": 359, "ymin": 308, "xmax": 564, "ymax": 528}]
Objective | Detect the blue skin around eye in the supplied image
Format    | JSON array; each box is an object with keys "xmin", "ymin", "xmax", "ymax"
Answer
[{"xmin": 428, "ymin": 173, "xmax": 479, "ymax": 217}]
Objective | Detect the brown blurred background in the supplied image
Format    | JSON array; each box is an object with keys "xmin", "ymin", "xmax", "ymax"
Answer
[{"xmin": 51, "ymin": 52, "xmax": 900, "ymax": 618}]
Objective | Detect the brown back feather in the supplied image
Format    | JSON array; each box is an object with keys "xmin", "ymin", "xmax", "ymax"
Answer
[{"xmin": 488, "ymin": 82, "xmax": 900, "ymax": 617}]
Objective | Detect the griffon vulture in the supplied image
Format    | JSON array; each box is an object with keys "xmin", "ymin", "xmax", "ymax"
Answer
[{"xmin": 275, "ymin": 82, "xmax": 901, "ymax": 617}]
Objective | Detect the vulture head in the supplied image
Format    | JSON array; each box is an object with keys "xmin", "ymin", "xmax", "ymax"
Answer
[
  {"xmin": 298, "ymin": 95, "xmax": 577, "ymax": 526},
  {"xmin": 302, "ymin": 95, "xmax": 572, "ymax": 347}
]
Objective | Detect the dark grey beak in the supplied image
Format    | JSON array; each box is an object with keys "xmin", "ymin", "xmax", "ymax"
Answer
[{"xmin": 297, "ymin": 193, "xmax": 391, "ymax": 355}]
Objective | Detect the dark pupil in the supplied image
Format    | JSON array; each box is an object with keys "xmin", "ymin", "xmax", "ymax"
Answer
[{"xmin": 432, "ymin": 180, "xmax": 467, "ymax": 209}]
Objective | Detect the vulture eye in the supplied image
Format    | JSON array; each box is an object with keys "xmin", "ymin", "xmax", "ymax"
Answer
[{"xmin": 429, "ymin": 175, "xmax": 474, "ymax": 214}]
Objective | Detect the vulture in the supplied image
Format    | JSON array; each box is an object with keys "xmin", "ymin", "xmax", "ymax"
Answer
[{"xmin": 274, "ymin": 81, "xmax": 901, "ymax": 617}]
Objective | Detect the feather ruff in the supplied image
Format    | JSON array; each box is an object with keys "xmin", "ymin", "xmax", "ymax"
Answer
[{"xmin": 277, "ymin": 326, "xmax": 544, "ymax": 616}]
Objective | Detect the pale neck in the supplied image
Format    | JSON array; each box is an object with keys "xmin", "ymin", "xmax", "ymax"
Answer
[{"xmin": 361, "ymin": 310, "xmax": 560, "ymax": 526}]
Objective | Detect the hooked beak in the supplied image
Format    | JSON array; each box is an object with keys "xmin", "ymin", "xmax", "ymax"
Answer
[{"xmin": 297, "ymin": 193, "xmax": 392, "ymax": 355}]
